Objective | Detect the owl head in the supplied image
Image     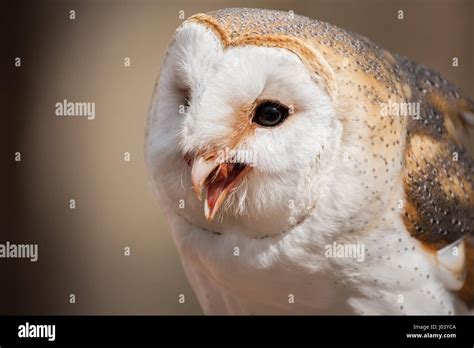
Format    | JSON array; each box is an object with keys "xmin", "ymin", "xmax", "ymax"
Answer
[{"xmin": 145, "ymin": 9, "xmax": 405, "ymax": 238}]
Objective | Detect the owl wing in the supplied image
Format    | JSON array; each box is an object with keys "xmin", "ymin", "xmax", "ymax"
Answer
[{"xmin": 397, "ymin": 56, "xmax": 474, "ymax": 307}]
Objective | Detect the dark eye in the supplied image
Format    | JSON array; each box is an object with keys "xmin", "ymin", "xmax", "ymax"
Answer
[{"xmin": 252, "ymin": 101, "xmax": 290, "ymax": 127}]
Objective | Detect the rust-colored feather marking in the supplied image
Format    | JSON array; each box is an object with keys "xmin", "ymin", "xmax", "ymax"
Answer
[
  {"xmin": 187, "ymin": 13, "xmax": 230, "ymax": 45},
  {"xmin": 228, "ymin": 102, "xmax": 257, "ymax": 149}
]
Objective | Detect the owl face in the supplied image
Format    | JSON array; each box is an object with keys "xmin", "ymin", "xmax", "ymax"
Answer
[{"xmin": 146, "ymin": 22, "xmax": 342, "ymax": 237}]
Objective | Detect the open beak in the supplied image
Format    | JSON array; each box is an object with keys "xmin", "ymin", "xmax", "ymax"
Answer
[{"xmin": 189, "ymin": 155, "xmax": 250, "ymax": 222}]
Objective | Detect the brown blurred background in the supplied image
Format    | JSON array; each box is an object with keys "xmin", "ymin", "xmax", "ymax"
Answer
[{"xmin": 1, "ymin": 0, "xmax": 473, "ymax": 314}]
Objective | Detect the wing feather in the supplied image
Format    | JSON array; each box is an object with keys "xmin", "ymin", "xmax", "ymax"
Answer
[{"xmin": 397, "ymin": 56, "xmax": 474, "ymax": 307}]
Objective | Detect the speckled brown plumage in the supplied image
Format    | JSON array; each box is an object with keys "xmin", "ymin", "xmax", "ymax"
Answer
[
  {"xmin": 396, "ymin": 58, "xmax": 474, "ymax": 306},
  {"xmin": 399, "ymin": 58, "xmax": 474, "ymax": 249}
]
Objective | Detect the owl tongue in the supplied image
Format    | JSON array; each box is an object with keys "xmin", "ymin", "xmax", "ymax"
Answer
[{"xmin": 204, "ymin": 163, "xmax": 247, "ymax": 221}]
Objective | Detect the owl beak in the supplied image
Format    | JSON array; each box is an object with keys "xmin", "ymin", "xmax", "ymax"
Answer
[
  {"xmin": 191, "ymin": 156, "xmax": 219, "ymax": 199},
  {"xmin": 190, "ymin": 156, "xmax": 249, "ymax": 222}
]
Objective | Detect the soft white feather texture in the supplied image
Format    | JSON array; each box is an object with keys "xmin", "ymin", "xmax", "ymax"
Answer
[{"xmin": 145, "ymin": 22, "xmax": 469, "ymax": 314}]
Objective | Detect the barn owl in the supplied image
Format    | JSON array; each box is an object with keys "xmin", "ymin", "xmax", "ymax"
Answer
[{"xmin": 145, "ymin": 8, "xmax": 474, "ymax": 314}]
